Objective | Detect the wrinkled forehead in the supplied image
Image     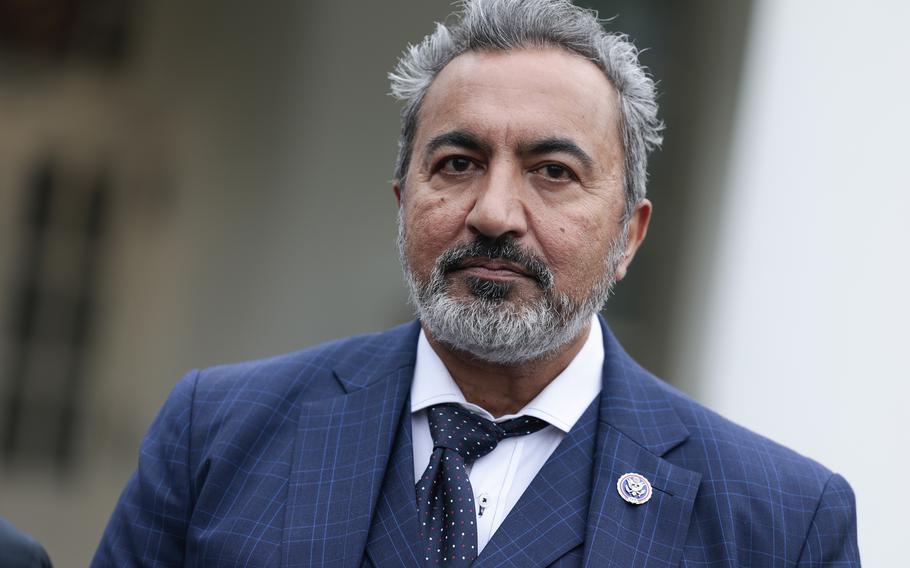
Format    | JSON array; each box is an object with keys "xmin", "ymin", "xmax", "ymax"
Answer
[{"xmin": 412, "ymin": 47, "xmax": 623, "ymax": 166}]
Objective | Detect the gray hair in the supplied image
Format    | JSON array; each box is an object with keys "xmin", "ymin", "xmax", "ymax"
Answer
[{"xmin": 389, "ymin": 0, "xmax": 663, "ymax": 220}]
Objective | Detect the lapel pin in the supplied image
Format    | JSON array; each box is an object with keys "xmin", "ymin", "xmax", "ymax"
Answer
[{"xmin": 617, "ymin": 472, "xmax": 653, "ymax": 505}]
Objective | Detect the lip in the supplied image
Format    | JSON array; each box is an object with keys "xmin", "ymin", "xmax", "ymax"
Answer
[{"xmin": 451, "ymin": 259, "xmax": 532, "ymax": 280}]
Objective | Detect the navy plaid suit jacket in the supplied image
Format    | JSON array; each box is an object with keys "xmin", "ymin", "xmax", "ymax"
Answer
[{"xmin": 92, "ymin": 318, "xmax": 859, "ymax": 567}]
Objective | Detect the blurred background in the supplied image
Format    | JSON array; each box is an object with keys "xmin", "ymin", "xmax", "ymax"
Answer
[{"xmin": 0, "ymin": 0, "xmax": 906, "ymax": 565}]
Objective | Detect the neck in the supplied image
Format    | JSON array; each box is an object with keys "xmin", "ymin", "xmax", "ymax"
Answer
[{"xmin": 424, "ymin": 321, "xmax": 592, "ymax": 417}]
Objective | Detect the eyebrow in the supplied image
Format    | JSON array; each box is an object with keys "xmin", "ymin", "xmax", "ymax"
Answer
[
  {"xmin": 423, "ymin": 130, "xmax": 491, "ymax": 168},
  {"xmin": 421, "ymin": 131, "xmax": 595, "ymax": 174},
  {"xmin": 520, "ymin": 137, "xmax": 595, "ymax": 174}
]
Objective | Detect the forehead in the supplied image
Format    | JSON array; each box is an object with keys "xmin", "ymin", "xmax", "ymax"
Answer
[{"xmin": 414, "ymin": 47, "xmax": 622, "ymax": 160}]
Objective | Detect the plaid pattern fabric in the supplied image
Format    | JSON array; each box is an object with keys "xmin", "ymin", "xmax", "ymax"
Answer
[{"xmin": 92, "ymin": 318, "xmax": 859, "ymax": 567}]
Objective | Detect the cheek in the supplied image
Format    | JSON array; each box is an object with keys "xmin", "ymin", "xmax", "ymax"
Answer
[
  {"xmin": 403, "ymin": 196, "xmax": 471, "ymax": 271},
  {"xmin": 534, "ymin": 210, "xmax": 614, "ymax": 291}
]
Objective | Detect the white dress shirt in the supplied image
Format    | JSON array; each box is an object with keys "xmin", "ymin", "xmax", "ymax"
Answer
[{"xmin": 410, "ymin": 315, "xmax": 604, "ymax": 553}]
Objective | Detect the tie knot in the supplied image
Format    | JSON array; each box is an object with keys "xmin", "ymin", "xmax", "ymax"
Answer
[{"xmin": 426, "ymin": 403, "xmax": 549, "ymax": 465}]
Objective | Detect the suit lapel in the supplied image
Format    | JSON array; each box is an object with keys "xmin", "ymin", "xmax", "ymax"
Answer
[
  {"xmin": 582, "ymin": 426, "xmax": 700, "ymax": 567},
  {"xmin": 364, "ymin": 394, "xmax": 422, "ymax": 567},
  {"xmin": 473, "ymin": 398, "xmax": 599, "ymax": 568},
  {"xmin": 282, "ymin": 323, "xmax": 420, "ymax": 568},
  {"xmin": 581, "ymin": 317, "xmax": 701, "ymax": 568},
  {"xmin": 472, "ymin": 317, "xmax": 703, "ymax": 568}
]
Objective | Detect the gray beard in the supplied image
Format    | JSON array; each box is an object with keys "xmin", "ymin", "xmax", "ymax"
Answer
[{"xmin": 397, "ymin": 214, "xmax": 628, "ymax": 364}]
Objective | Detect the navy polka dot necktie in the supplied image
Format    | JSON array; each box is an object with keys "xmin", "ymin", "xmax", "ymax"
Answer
[{"xmin": 417, "ymin": 403, "xmax": 549, "ymax": 566}]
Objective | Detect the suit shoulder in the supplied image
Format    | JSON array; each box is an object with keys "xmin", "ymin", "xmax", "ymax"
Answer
[
  {"xmin": 195, "ymin": 323, "xmax": 411, "ymax": 395},
  {"xmin": 169, "ymin": 322, "xmax": 416, "ymax": 465},
  {"xmin": 653, "ymin": 375, "xmax": 837, "ymax": 492},
  {"xmin": 640, "ymin": 375, "xmax": 857, "ymax": 563}
]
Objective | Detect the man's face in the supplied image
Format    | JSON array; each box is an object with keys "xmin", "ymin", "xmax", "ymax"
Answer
[{"xmin": 397, "ymin": 47, "xmax": 650, "ymax": 362}]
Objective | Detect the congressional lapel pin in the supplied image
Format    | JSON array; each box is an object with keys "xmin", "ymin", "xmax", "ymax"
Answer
[{"xmin": 617, "ymin": 472, "xmax": 653, "ymax": 505}]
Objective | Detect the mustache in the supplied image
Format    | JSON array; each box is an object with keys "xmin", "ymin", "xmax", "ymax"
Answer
[{"xmin": 435, "ymin": 235, "xmax": 554, "ymax": 290}]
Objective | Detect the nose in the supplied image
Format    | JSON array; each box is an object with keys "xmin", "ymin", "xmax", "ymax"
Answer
[{"xmin": 464, "ymin": 164, "xmax": 528, "ymax": 240}]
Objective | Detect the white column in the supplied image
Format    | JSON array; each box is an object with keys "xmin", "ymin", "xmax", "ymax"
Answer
[{"xmin": 678, "ymin": 1, "xmax": 910, "ymax": 564}]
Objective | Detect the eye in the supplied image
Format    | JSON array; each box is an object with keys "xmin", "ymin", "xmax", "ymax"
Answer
[
  {"xmin": 532, "ymin": 163, "xmax": 576, "ymax": 182},
  {"xmin": 437, "ymin": 156, "xmax": 477, "ymax": 174}
]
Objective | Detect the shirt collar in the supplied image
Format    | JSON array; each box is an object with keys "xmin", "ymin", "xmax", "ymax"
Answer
[{"xmin": 410, "ymin": 315, "xmax": 604, "ymax": 433}]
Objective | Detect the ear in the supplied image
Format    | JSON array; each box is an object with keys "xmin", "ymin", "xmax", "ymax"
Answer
[
  {"xmin": 393, "ymin": 182, "xmax": 402, "ymax": 207},
  {"xmin": 614, "ymin": 198, "xmax": 652, "ymax": 281}
]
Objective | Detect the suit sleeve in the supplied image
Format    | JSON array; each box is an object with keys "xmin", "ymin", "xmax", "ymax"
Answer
[
  {"xmin": 91, "ymin": 371, "xmax": 199, "ymax": 568},
  {"xmin": 796, "ymin": 473, "xmax": 860, "ymax": 567}
]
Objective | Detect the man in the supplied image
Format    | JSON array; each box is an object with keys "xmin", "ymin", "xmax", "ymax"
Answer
[
  {"xmin": 93, "ymin": 0, "xmax": 859, "ymax": 566},
  {"xmin": 0, "ymin": 516, "xmax": 53, "ymax": 568}
]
